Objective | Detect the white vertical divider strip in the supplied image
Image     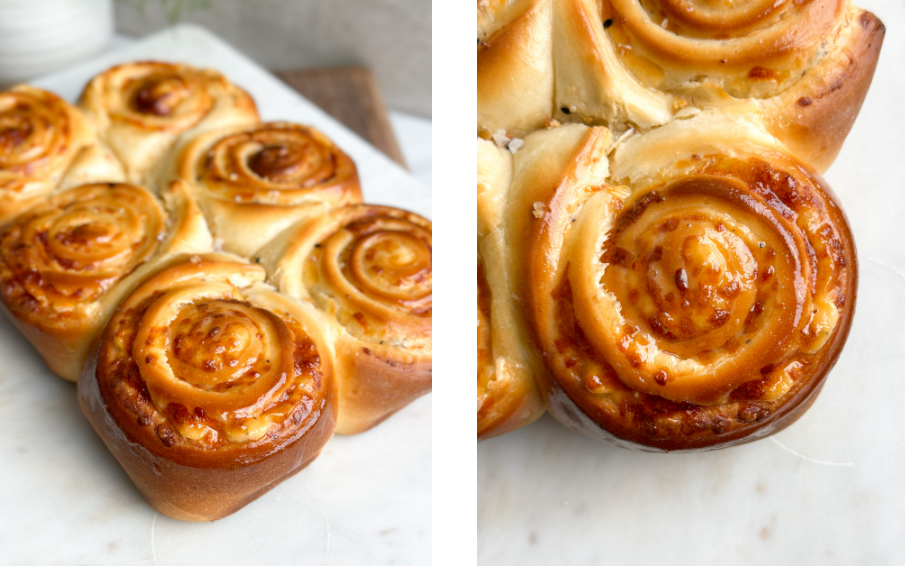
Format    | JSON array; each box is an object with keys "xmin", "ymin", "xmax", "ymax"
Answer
[{"xmin": 432, "ymin": 0, "xmax": 477, "ymax": 564}]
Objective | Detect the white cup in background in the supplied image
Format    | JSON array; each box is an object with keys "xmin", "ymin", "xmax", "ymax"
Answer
[{"xmin": 0, "ymin": 0, "xmax": 112, "ymax": 87}]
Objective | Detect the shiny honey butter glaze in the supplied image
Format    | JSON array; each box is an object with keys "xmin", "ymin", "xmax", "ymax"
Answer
[
  {"xmin": 520, "ymin": 126, "xmax": 856, "ymax": 450},
  {"xmin": 476, "ymin": 136, "xmax": 548, "ymax": 439},
  {"xmin": 478, "ymin": 0, "xmax": 536, "ymax": 40},
  {"xmin": 0, "ymin": 86, "xmax": 101, "ymax": 224},
  {"xmin": 99, "ymin": 61, "xmax": 221, "ymax": 132},
  {"xmin": 92, "ymin": 256, "xmax": 334, "ymax": 465},
  {"xmin": 0, "ymin": 87, "xmax": 75, "ymax": 182},
  {"xmin": 598, "ymin": 0, "xmax": 882, "ymax": 98},
  {"xmin": 193, "ymin": 122, "xmax": 361, "ymax": 207},
  {"xmin": 303, "ymin": 205, "xmax": 432, "ymax": 347},
  {"xmin": 0, "ymin": 183, "xmax": 163, "ymax": 332},
  {"xmin": 255, "ymin": 203, "xmax": 432, "ymax": 435},
  {"xmin": 597, "ymin": 0, "xmax": 844, "ymax": 98},
  {"xmin": 79, "ymin": 61, "xmax": 261, "ymax": 188},
  {"xmin": 476, "ymin": 258, "xmax": 500, "ymax": 433}
]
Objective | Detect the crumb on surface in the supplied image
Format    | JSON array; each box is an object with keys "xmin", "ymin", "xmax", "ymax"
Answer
[
  {"xmin": 492, "ymin": 130, "xmax": 511, "ymax": 149},
  {"xmin": 532, "ymin": 202, "xmax": 545, "ymax": 219}
]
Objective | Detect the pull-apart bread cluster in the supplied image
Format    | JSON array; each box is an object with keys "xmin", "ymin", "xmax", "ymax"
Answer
[
  {"xmin": 0, "ymin": 61, "xmax": 431, "ymax": 519},
  {"xmin": 477, "ymin": 0, "xmax": 881, "ymax": 449}
]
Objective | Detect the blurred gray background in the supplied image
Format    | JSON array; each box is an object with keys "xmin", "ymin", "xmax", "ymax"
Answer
[{"xmin": 115, "ymin": 0, "xmax": 431, "ymax": 117}]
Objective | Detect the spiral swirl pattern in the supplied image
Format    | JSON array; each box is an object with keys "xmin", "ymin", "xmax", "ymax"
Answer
[
  {"xmin": 95, "ymin": 256, "xmax": 332, "ymax": 457},
  {"xmin": 80, "ymin": 62, "xmax": 261, "ymax": 186},
  {"xmin": 0, "ymin": 86, "xmax": 94, "ymax": 216},
  {"xmin": 599, "ymin": 0, "xmax": 841, "ymax": 96},
  {"xmin": 0, "ymin": 183, "xmax": 164, "ymax": 331},
  {"xmin": 0, "ymin": 87, "xmax": 74, "ymax": 176},
  {"xmin": 518, "ymin": 124, "xmax": 856, "ymax": 450},
  {"xmin": 197, "ymin": 123, "xmax": 360, "ymax": 206},
  {"xmin": 572, "ymin": 161, "xmax": 845, "ymax": 405},
  {"xmin": 257, "ymin": 204, "xmax": 432, "ymax": 435},
  {"xmin": 102, "ymin": 62, "xmax": 217, "ymax": 132},
  {"xmin": 306, "ymin": 205, "xmax": 432, "ymax": 341}
]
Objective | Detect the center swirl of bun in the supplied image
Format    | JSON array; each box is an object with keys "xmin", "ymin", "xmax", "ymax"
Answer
[
  {"xmin": 345, "ymin": 221, "xmax": 433, "ymax": 312},
  {"xmin": 601, "ymin": 0, "xmax": 839, "ymax": 95},
  {"xmin": 0, "ymin": 183, "xmax": 163, "ymax": 326},
  {"xmin": 247, "ymin": 143, "xmax": 310, "ymax": 181},
  {"xmin": 110, "ymin": 64, "xmax": 215, "ymax": 131},
  {"xmin": 557, "ymin": 156, "xmax": 850, "ymax": 407},
  {"xmin": 581, "ymin": 176, "xmax": 807, "ymax": 403},
  {"xmin": 131, "ymin": 74, "xmax": 193, "ymax": 117},
  {"xmin": 0, "ymin": 88, "xmax": 73, "ymax": 177},
  {"xmin": 316, "ymin": 210, "xmax": 433, "ymax": 323},
  {"xmin": 98, "ymin": 258, "xmax": 329, "ymax": 448},
  {"xmin": 200, "ymin": 124, "xmax": 355, "ymax": 205},
  {"xmin": 134, "ymin": 291, "xmax": 297, "ymax": 418},
  {"xmin": 629, "ymin": 0, "xmax": 796, "ymax": 36}
]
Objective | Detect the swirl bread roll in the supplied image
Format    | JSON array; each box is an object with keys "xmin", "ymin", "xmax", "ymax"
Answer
[
  {"xmin": 0, "ymin": 85, "xmax": 124, "ymax": 223},
  {"xmin": 256, "ymin": 204, "xmax": 431, "ymax": 435},
  {"xmin": 160, "ymin": 122, "xmax": 362, "ymax": 257},
  {"xmin": 478, "ymin": 0, "xmax": 555, "ymax": 138},
  {"xmin": 508, "ymin": 116, "xmax": 856, "ymax": 451},
  {"xmin": 477, "ymin": 139, "xmax": 546, "ymax": 440},
  {"xmin": 79, "ymin": 61, "xmax": 260, "ymax": 186},
  {"xmin": 0, "ymin": 180, "xmax": 212, "ymax": 381},
  {"xmin": 79, "ymin": 253, "xmax": 336, "ymax": 521},
  {"xmin": 553, "ymin": 0, "xmax": 884, "ymax": 171}
]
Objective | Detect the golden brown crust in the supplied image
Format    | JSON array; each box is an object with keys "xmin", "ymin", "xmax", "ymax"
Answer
[
  {"xmin": 160, "ymin": 122, "xmax": 363, "ymax": 257},
  {"xmin": 509, "ymin": 118, "xmax": 856, "ymax": 451},
  {"xmin": 480, "ymin": 0, "xmax": 884, "ymax": 171},
  {"xmin": 597, "ymin": 0, "xmax": 842, "ymax": 85},
  {"xmin": 575, "ymin": 0, "xmax": 883, "ymax": 170},
  {"xmin": 78, "ymin": 253, "xmax": 336, "ymax": 521},
  {"xmin": 332, "ymin": 339, "xmax": 432, "ymax": 432},
  {"xmin": 0, "ymin": 60, "xmax": 423, "ymax": 519},
  {"xmin": 256, "ymin": 204, "xmax": 431, "ymax": 435},
  {"xmin": 552, "ymin": 0, "xmax": 674, "ymax": 130},
  {"xmin": 0, "ymin": 85, "xmax": 123, "ymax": 223},
  {"xmin": 0, "ymin": 181, "xmax": 212, "ymax": 381},
  {"xmin": 477, "ymin": 0, "xmax": 555, "ymax": 137},
  {"xmin": 79, "ymin": 61, "xmax": 260, "ymax": 187},
  {"xmin": 762, "ymin": 7, "xmax": 885, "ymax": 171},
  {"xmin": 476, "ymin": 138, "xmax": 546, "ymax": 440},
  {"xmin": 477, "ymin": 257, "xmax": 547, "ymax": 439}
]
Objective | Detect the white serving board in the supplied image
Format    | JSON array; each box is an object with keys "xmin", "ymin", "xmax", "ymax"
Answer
[
  {"xmin": 0, "ymin": 25, "xmax": 430, "ymax": 566},
  {"xmin": 478, "ymin": 0, "xmax": 905, "ymax": 563}
]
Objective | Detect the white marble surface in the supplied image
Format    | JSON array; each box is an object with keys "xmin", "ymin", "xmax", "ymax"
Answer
[
  {"xmin": 478, "ymin": 0, "xmax": 905, "ymax": 563},
  {"xmin": 0, "ymin": 0, "xmax": 112, "ymax": 86},
  {"xmin": 0, "ymin": 25, "xmax": 430, "ymax": 566}
]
